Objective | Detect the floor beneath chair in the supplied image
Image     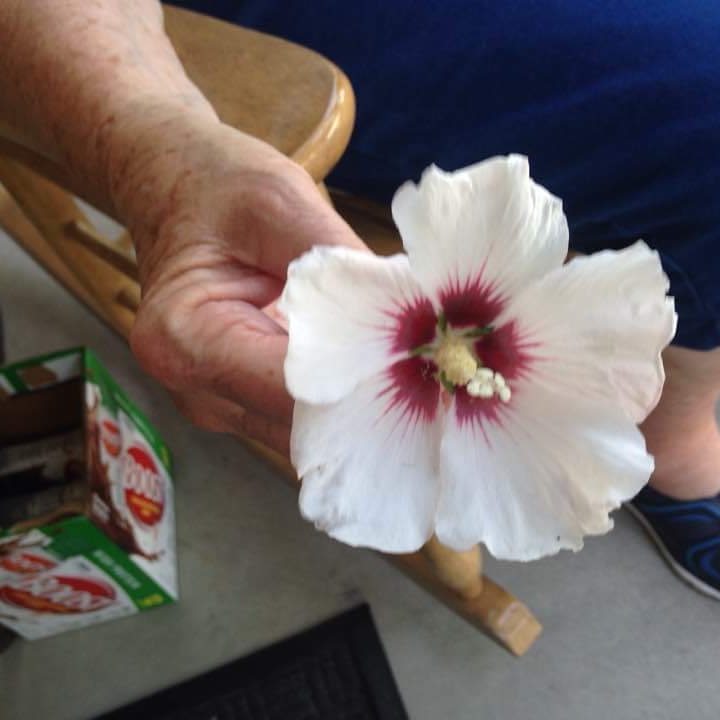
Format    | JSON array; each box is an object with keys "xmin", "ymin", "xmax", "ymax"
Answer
[{"xmin": 1, "ymin": 224, "xmax": 718, "ymax": 720}]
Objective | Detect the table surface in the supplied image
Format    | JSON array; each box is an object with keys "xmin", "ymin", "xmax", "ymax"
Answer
[{"xmin": 1, "ymin": 222, "xmax": 718, "ymax": 720}]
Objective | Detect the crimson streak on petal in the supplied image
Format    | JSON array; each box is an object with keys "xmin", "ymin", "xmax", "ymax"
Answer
[
  {"xmin": 474, "ymin": 320, "xmax": 535, "ymax": 382},
  {"xmin": 378, "ymin": 357, "xmax": 440, "ymax": 426},
  {"xmin": 440, "ymin": 274, "xmax": 504, "ymax": 328},
  {"xmin": 386, "ymin": 296, "xmax": 437, "ymax": 353},
  {"xmin": 455, "ymin": 388, "xmax": 504, "ymax": 439}
]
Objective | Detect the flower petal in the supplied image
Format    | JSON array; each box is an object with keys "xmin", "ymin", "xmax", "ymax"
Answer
[
  {"xmin": 280, "ymin": 246, "xmax": 436, "ymax": 404},
  {"xmin": 436, "ymin": 383, "xmax": 653, "ymax": 559},
  {"xmin": 497, "ymin": 241, "xmax": 677, "ymax": 424},
  {"xmin": 391, "ymin": 155, "xmax": 568, "ymax": 310},
  {"xmin": 293, "ymin": 362, "xmax": 442, "ymax": 553}
]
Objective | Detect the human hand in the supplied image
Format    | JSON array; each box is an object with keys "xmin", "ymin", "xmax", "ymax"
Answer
[{"xmin": 109, "ymin": 108, "xmax": 365, "ymax": 455}]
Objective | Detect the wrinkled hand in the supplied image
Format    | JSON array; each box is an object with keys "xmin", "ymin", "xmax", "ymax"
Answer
[{"xmin": 110, "ymin": 110, "xmax": 365, "ymax": 455}]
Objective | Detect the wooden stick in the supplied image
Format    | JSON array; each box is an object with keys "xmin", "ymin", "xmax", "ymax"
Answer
[
  {"xmin": 64, "ymin": 219, "xmax": 139, "ymax": 282},
  {"xmin": 391, "ymin": 550, "xmax": 542, "ymax": 657},
  {"xmin": 0, "ymin": 186, "xmax": 105, "ymax": 321},
  {"xmin": 116, "ymin": 283, "xmax": 141, "ymax": 313},
  {"xmin": 0, "ymin": 157, "xmax": 136, "ymax": 338},
  {"xmin": 423, "ymin": 536, "xmax": 483, "ymax": 599}
]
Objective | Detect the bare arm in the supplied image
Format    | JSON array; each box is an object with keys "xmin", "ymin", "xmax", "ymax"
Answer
[
  {"xmin": 0, "ymin": 1, "xmax": 216, "ymax": 215},
  {"xmin": 0, "ymin": 0, "xmax": 364, "ymax": 453}
]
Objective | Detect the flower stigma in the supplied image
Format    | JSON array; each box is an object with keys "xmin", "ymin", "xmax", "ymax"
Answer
[
  {"xmin": 411, "ymin": 320, "xmax": 512, "ymax": 403},
  {"xmin": 433, "ymin": 335, "xmax": 477, "ymax": 385}
]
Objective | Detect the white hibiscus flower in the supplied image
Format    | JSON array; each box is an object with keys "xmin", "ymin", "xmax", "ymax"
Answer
[{"xmin": 279, "ymin": 155, "xmax": 677, "ymax": 560}]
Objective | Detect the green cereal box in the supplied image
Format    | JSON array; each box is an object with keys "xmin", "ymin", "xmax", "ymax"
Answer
[{"xmin": 0, "ymin": 348, "xmax": 177, "ymax": 639}]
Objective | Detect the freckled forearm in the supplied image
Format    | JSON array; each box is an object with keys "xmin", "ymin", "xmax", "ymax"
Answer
[{"xmin": 0, "ymin": 0, "xmax": 217, "ymax": 214}]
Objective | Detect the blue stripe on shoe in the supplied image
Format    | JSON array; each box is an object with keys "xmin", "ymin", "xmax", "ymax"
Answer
[
  {"xmin": 633, "ymin": 500, "xmax": 720, "ymax": 520},
  {"xmin": 629, "ymin": 486, "xmax": 720, "ymax": 598},
  {"xmin": 686, "ymin": 536, "xmax": 720, "ymax": 580},
  {"xmin": 700, "ymin": 552, "xmax": 720, "ymax": 583}
]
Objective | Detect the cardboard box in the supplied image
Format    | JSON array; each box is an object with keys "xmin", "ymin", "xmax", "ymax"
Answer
[{"xmin": 0, "ymin": 348, "xmax": 177, "ymax": 639}]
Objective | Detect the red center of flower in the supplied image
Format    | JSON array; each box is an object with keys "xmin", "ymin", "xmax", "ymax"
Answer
[{"xmin": 380, "ymin": 277, "xmax": 537, "ymax": 430}]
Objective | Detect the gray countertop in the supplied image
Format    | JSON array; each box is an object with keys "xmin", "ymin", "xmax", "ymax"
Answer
[{"xmin": 1, "ymin": 226, "xmax": 718, "ymax": 720}]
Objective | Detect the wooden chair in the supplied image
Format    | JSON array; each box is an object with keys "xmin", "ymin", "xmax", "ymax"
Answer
[{"xmin": 0, "ymin": 4, "xmax": 541, "ymax": 655}]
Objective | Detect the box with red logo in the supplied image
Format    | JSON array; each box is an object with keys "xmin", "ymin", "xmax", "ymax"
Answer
[{"xmin": 0, "ymin": 348, "xmax": 177, "ymax": 639}]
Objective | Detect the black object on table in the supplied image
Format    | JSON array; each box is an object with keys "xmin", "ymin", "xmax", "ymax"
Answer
[{"xmin": 96, "ymin": 605, "xmax": 408, "ymax": 720}]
